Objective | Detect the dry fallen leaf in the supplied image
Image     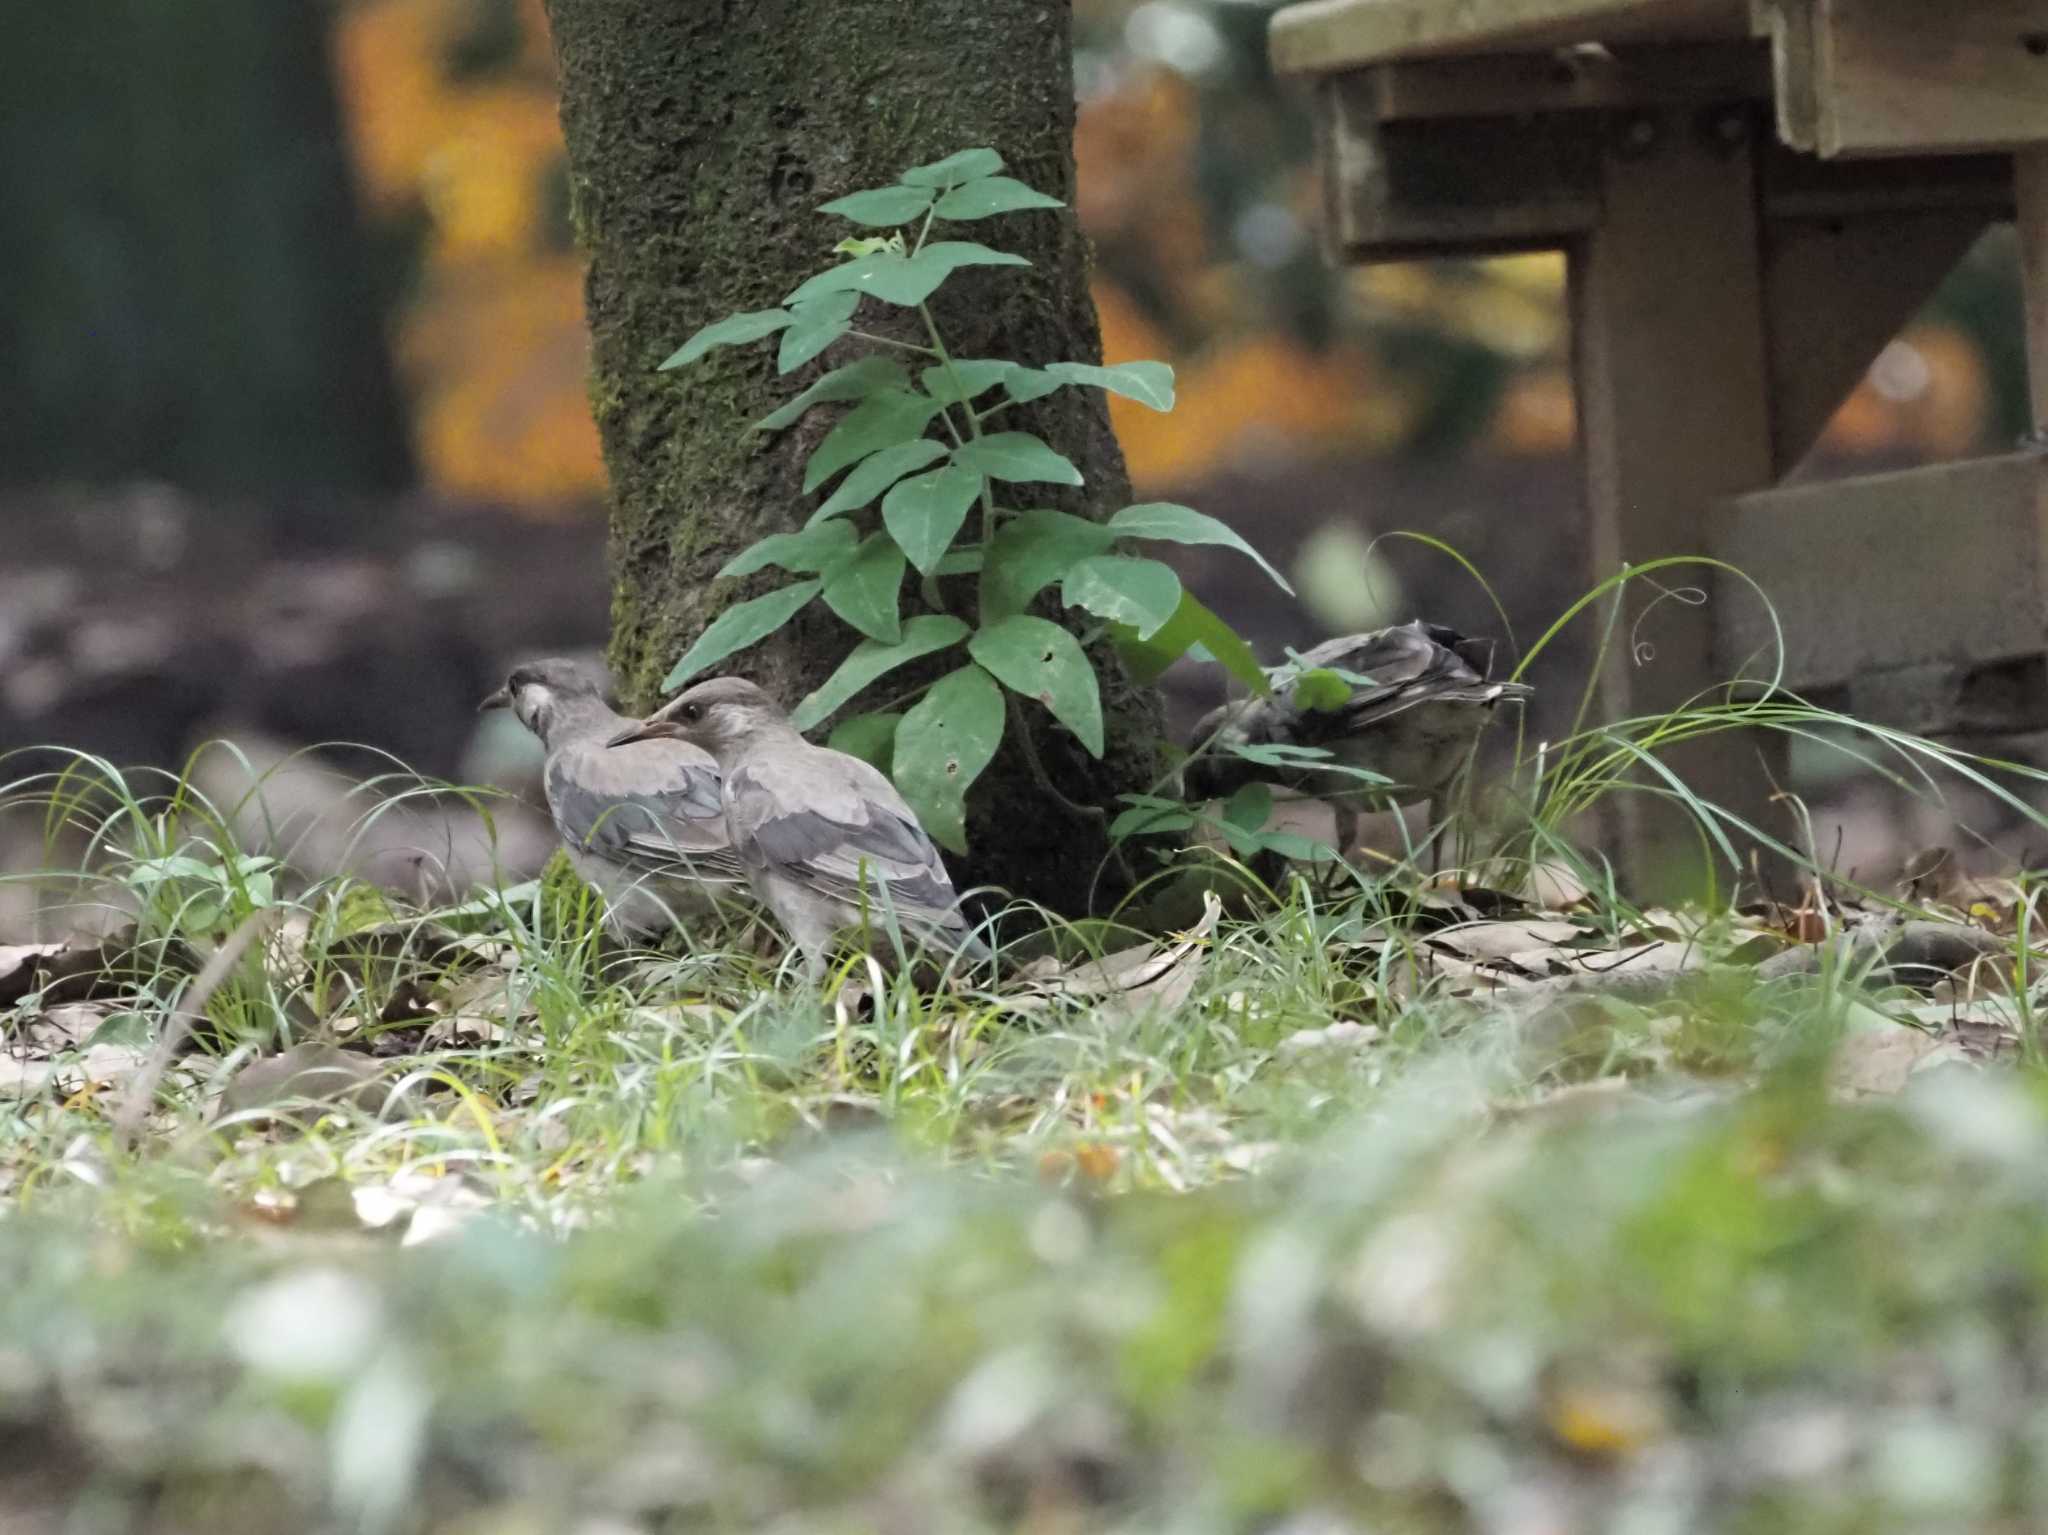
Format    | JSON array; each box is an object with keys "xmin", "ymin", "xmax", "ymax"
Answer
[
  {"xmin": 1012, "ymin": 892, "xmax": 1223, "ymax": 1023},
  {"xmin": 1829, "ymin": 1024, "xmax": 1973, "ymax": 1100},
  {"xmin": 1426, "ymin": 917, "xmax": 1591, "ymax": 967},
  {"xmin": 220, "ymin": 1042, "xmax": 393, "ymax": 1118},
  {"xmin": 0, "ymin": 942, "xmax": 68, "ymax": 1007},
  {"xmin": 1544, "ymin": 1377, "xmax": 1670, "ymax": 1459},
  {"xmin": 1277, "ymin": 1020, "xmax": 1381, "ymax": 1056}
]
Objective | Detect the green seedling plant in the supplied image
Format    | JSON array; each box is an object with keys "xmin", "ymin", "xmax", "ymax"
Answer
[{"xmin": 657, "ymin": 146, "xmax": 1291, "ymax": 853}]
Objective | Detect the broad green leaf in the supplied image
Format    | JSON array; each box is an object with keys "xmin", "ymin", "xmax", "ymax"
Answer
[
  {"xmin": 819, "ymin": 184, "xmax": 935, "ymax": 226},
  {"xmin": 920, "ymin": 359, "xmax": 1015, "ymax": 405},
  {"xmin": 792, "ymin": 615, "xmax": 970, "ymax": 732},
  {"xmin": 1256, "ymin": 831, "xmax": 1344, "ymax": 863},
  {"xmin": 1110, "ymin": 795, "xmax": 1197, "ymax": 840},
  {"xmin": 1059, "ymin": 555, "xmax": 1182, "ymax": 640},
  {"xmin": 953, "ymin": 431, "xmax": 1082, "ymax": 486},
  {"xmin": 1229, "ymin": 741, "xmax": 1389, "ymax": 785},
  {"xmin": 933, "ymin": 176, "xmax": 1064, "ymax": 219},
  {"xmin": 934, "ymin": 548, "xmax": 984, "ymax": 577},
  {"xmin": 1045, "ymin": 360, "xmax": 1176, "ymax": 411},
  {"xmin": 827, "ymin": 711, "xmax": 903, "ymax": 773},
  {"xmin": 900, "ymin": 147, "xmax": 1005, "ymax": 188},
  {"xmin": 968, "ymin": 615, "xmax": 1104, "ymax": 757},
  {"xmin": 1222, "ymin": 783, "xmax": 1274, "ymax": 834},
  {"xmin": 787, "ymin": 251, "xmax": 912, "ymax": 306},
  {"xmin": 881, "ymin": 242, "xmax": 1031, "ymax": 306},
  {"xmin": 979, "ymin": 509, "xmax": 1114, "ymax": 620},
  {"xmin": 1003, "ymin": 367, "xmax": 1062, "ymax": 403},
  {"xmin": 892, "ymin": 664, "xmax": 1005, "ymax": 854},
  {"xmin": 662, "ymin": 580, "xmax": 820, "ymax": 689},
  {"xmin": 882, "ymin": 465, "xmax": 984, "ymax": 575},
  {"xmin": 786, "ymin": 242, "xmax": 1029, "ymax": 309},
  {"xmin": 821, "ymin": 532, "xmax": 905, "ymax": 642},
  {"xmin": 658, "ymin": 309, "xmax": 791, "ymax": 371},
  {"xmin": 1113, "ymin": 591, "xmax": 1269, "ymax": 695},
  {"xmin": 802, "ymin": 390, "xmax": 942, "ymax": 493},
  {"xmin": 755, "ymin": 357, "xmax": 908, "ymax": 431},
  {"xmin": 717, "ymin": 521, "xmax": 858, "ymax": 579},
  {"xmin": 809, "ymin": 438, "xmax": 949, "ymax": 522},
  {"xmin": 1291, "ymin": 668, "xmax": 1352, "ymax": 713},
  {"xmin": 1107, "ymin": 501, "xmax": 1295, "ymax": 594},
  {"xmin": 776, "ymin": 291, "xmax": 858, "ymax": 375}
]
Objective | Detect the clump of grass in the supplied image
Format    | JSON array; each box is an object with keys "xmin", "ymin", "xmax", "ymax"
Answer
[{"xmin": 4, "ymin": 567, "xmax": 2048, "ymax": 1526}]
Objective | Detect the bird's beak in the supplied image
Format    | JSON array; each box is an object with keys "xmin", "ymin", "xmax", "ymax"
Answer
[
  {"xmin": 606, "ymin": 719, "xmax": 668, "ymax": 749},
  {"xmin": 477, "ymin": 686, "xmax": 513, "ymax": 714}
]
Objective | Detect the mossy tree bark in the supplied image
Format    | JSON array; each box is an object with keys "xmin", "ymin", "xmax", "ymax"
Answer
[{"xmin": 545, "ymin": 0, "xmax": 1167, "ymax": 912}]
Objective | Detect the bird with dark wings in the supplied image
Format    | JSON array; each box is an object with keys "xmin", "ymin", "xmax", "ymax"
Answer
[{"xmin": 1183, "ymin": 621, "xmax": 1532, "ymax": 858}]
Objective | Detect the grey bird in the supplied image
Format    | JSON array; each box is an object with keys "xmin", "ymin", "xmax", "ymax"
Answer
[
  {"xmin": 479, "ymin": 659, "xmax": 746, "ymax": 935},
  {"xmin": 606, "ymin": 676, "xmax": 993, "ymax": 984},
  {"xmin": 1183, "ymin": 621, "xmax": 1532, "ymax": 857}
]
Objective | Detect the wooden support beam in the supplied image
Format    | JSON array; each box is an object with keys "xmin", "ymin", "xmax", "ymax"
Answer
[
  {"xmin": 1312, "ymin": 46, "xmax": 2012, "ymax": 265},
  {"xmin": 1714, "ymin": 455, "xmax": 2048, "ymax": 698},
  {"xmin": 1359, "ymin": 41, "xmax": 1769, "ymax": 121},
  {"xmin": 1762, "ymin": 210, "xmax": 1991, "ymax": 472},
  {"xmin": 1568, "ymin": 104, "xmax": 1785, "ymax": 895},
  {"xmin": 1758, "ymin": 142, "xmax": 2016, "ymax": 220},
  {"xmin": 1803, "ymin": 0, "xmax": 2048, "ymax": 158},
  {"xmin": 1272, "ymin": 0, "xmax": 1750, "ymax": 74},
  {"xmin": 1317, "ymin": 79, "xmax": 1602, "ymax": 259}
]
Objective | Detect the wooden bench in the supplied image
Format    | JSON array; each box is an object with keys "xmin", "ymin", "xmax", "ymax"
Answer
[{"xmin": 1271, "ymin": 0, "xmax": 2048, "ymax": 888}]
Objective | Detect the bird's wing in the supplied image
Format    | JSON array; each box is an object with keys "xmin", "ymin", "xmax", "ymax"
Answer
[
  {"xmin": 724, "ymin": 750, "xmax": 963, "ymax": 925},
  {"xmin": 546, "ymin": 738, "xmax": 746, "ymax": 882},
  {"xmin": 1279, "ymin": 623, "xmax": 1509, "ymax": 737}
]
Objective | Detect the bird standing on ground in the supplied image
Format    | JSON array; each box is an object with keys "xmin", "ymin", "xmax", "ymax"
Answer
[
  {"xmin": 479, "ymin": 659, "xmax": 745, "ymax": 935},
  {"xmin": 1183, "ymin": 621, "xmax": 1532, "ymax": 858},
  {"xmin": 607, "ymin": 676, "xmax": 992, "ymax": 984}
]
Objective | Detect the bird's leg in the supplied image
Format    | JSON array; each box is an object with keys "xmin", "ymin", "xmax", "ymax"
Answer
[{"xmin": 1333, "ymin": 802, "xmax": 1360, "ymax": 867}]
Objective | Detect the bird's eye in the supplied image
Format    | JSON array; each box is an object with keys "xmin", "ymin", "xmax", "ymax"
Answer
[{"xmin": 681, "ymin": 703, "xmax": 703, "ymax": 722}]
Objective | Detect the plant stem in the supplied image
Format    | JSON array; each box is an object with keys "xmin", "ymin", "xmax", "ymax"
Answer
[
  {"xmin": 918, "ymin": 303, "xmax": 1000, "ymax": 548},
  {"xmin": 846, "ymin": 329, "xmax": 937, "ymax": 356},
  {"xmin": 1005, "ymin": 695, "xmax": 1105, "ymax": 826}
]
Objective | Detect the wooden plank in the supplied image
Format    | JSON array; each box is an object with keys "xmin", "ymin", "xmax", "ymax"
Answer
[
  {"xmin": 1319, "ymin": 79, "xmax": 1602, "ymax": 258},
  {"xmin": 1762, "ymin": 210, "xmax": 1990, "ymax": 472},
  {"xmin": 1714, "ymin": 455, "xmax": 2048, "ymax": 691},
  {"xmin": 1811, "ymin": 0, "xmax": 2048, "ymax": 157},
  {"xmin": 1759, "ymin": 142, "xmax": 2016, "ymax": 219},
  {"xmin": 2020, "ymin": 148, "xmax": 2048, "ymax": 432},
  {"xmin": 2016, "ymin": 150, "xmax": 2048, "ymax": 664},
  {"xmin": 1754, "ymin": 0, "xmax": 1820, "ymax": 150},
  {"xmin": 1360, "ymin": 41, "xmax": 1768, "ymax": 120},
  {"xmin": 1272, "ymin": 0, "xmax": 1750, "ymax": 75},
  {"xmin": 1568, "ymin": 108, "xmax": 1784, "ymax": 893}
]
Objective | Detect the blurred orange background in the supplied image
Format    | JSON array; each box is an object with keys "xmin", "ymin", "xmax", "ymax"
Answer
[{"xmin": 332, "ymin": 0, "xmax": 2014, "ymax": 512}]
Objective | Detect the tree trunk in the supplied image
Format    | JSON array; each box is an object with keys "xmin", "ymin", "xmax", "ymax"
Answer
[{"xmin": 545, "ymin": 0, "xmax": 1166, "ymax": 911}]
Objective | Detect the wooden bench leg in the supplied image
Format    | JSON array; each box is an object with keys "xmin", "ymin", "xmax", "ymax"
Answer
[{"xmin": 1568, "ymin": 107, "xmax": 1789, "ymax": 899}]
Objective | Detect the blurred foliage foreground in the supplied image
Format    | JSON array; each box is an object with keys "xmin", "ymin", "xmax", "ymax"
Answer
[
  {"xmin": 6, "ymin": 1036, "xmax": 2048, "ymax": 1533},
  {"xmin": 6, "ymin": 788, "xmax": 2048, "ymax": 1529}
]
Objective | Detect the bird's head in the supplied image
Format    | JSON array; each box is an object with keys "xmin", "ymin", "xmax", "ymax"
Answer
[
  {"xmin": 478, "ymin": 658, "xmax": 606, "ymax": 745},
  {"xmin": 607, "ymin": 676, "xmax": 784, "ymax": 766}
]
